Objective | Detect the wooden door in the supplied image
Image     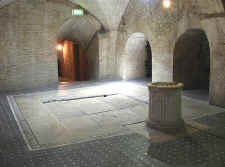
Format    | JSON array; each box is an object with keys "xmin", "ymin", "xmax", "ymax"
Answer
[{"xmin": 62, "ymin": 40, "xmax": 76, "ymax": 81}]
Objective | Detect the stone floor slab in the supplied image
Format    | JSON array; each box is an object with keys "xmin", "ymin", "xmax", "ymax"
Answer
[{"xmin": 9, "ymin": 92, "xmax": 146, "ymax": 150}]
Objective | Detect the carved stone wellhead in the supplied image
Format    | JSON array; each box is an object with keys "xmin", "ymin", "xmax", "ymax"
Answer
[{"xmin": 147, "ymin": 82, "xmax": 184, "ymax": 132}]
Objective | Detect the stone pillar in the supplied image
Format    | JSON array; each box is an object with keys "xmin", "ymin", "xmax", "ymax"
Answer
[{"xmin": 147, "ymin": 82, "xmax": 184, "ymax": 132}]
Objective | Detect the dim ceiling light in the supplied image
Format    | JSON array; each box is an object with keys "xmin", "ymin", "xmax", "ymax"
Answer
[
  {"xmin": 163, "ymin": 0, "xmax": 171, "ymax": 8},
  {"xmin": 57, "ymin": 44, "xmax": 63, "ymax": 51}
]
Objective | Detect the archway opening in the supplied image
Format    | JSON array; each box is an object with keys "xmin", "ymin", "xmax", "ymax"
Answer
[
  {"xmin": 173, "ymin": 29, "xmax": 210, "ymax": 100},
  {"xmin": 56, "ymin": 15, "xmax": 101, "ymax": 83},
  {"xmin": 122, "ymin": 33, "xmax": 152, "ymax": 81},
  {"xmin": 57, "ymin": 41, "xmax": 87, "ymax": 82},
  {"xmin": 222, "ymin": 0, "xmax": 225, "ymax": 9}
]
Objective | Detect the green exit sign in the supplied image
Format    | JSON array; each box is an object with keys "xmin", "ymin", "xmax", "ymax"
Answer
[{"xmin": 72, "ymin": 9, "xmax": 84, "ymax": 16}]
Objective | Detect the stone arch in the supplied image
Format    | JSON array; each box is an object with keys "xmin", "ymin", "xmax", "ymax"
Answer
[
  {"xmin": 57, "ymin": 15, "xmax": 101, "ymax": 49},
  {"xmin": 45, "ymin": 0, "xmax": 103, "ymax": 82},
  {"xmin": 121, "ymin": 32, "xmax": 152, "ymax": 80},
  {"xmin": 173, "ymin": 29, "xmax": 210, "ymax": 90},
  {"xmin": 56, "ymin": 15, "xmax": 102, "ymax": 82}
]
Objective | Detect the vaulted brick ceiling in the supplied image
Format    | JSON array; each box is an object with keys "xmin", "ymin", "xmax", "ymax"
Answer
[
  {"xmin": 0, "ymin": 0, "xmax": 130, "ymax": 30},
  {"xmin": 57, "ymin": 15, "xmax": 101, "ymax": 48},
  {"xmin": 1, "ymin": 0, "xmax": 224, "ymax": 30},
  {"xmin": 70, "ymin": 0, "xmax": 130, "ymax": 29}
]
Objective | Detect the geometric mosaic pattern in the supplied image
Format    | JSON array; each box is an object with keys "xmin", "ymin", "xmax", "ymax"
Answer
[
  {"xmin": 1, "ymin": 80, "xmax": 225, "ymax": 167},
  {"xmin": 3, "ymin": 130, "xmax": 225, "ymax": 167},
  {"xmin": 191, "ymin": 112, "xmax": 225, "ymax": 139}
]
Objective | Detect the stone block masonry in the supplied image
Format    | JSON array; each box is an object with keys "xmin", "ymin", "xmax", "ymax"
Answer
[{"xmin": 0, "ymin": 0, "xmax": 78, "ymax": 91}]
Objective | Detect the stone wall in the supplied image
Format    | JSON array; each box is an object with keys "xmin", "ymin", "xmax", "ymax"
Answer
[
  {"xmin": 98, "ymin": 31, "xmax": 119, "ymax": 79},
  {"xmin": 85, "ymin": 33, "xmax": 99, "ymax": 80},
  {"xmin": 0, "ymin": 0, "xmax": 58, "ymax": 91},
  {"xmin": 0, "ymin": 0, "xmax": 100, "ymax": 91}
]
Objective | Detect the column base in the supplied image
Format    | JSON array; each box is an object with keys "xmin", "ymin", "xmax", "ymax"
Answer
[{"xmin": 146, "ymin": 119, "xmax": 185, "ymax": 134}]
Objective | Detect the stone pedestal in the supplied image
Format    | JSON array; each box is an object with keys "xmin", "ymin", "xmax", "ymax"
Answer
[{"xmin": 147, "ymin": 82, "xmax": 184, "ymax": 132}]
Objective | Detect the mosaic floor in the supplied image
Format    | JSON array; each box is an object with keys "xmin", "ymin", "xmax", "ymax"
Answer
[
  {"xmin": 7, "ymin": 81, "xmax": 225, "ymax": 150},
  {"xmin": 1, "ymin": 80, "xmax": 225, "ymax": 166}
]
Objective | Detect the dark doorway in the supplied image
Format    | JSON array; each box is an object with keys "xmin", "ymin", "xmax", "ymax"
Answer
[
  {"xmin": 222, "ymin": 0, "xmax": 225, "ymax": 9},
  {"xmin": 145, "ymin": 40, "xmax": 152, "ymax": 78},
  {"xmin": 57, "ymin": 40, "xmax": 88, "ymax": 82},
  {"xmin": 173, "ymin": 29, "xmax": 210, "ymax": 90}
]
